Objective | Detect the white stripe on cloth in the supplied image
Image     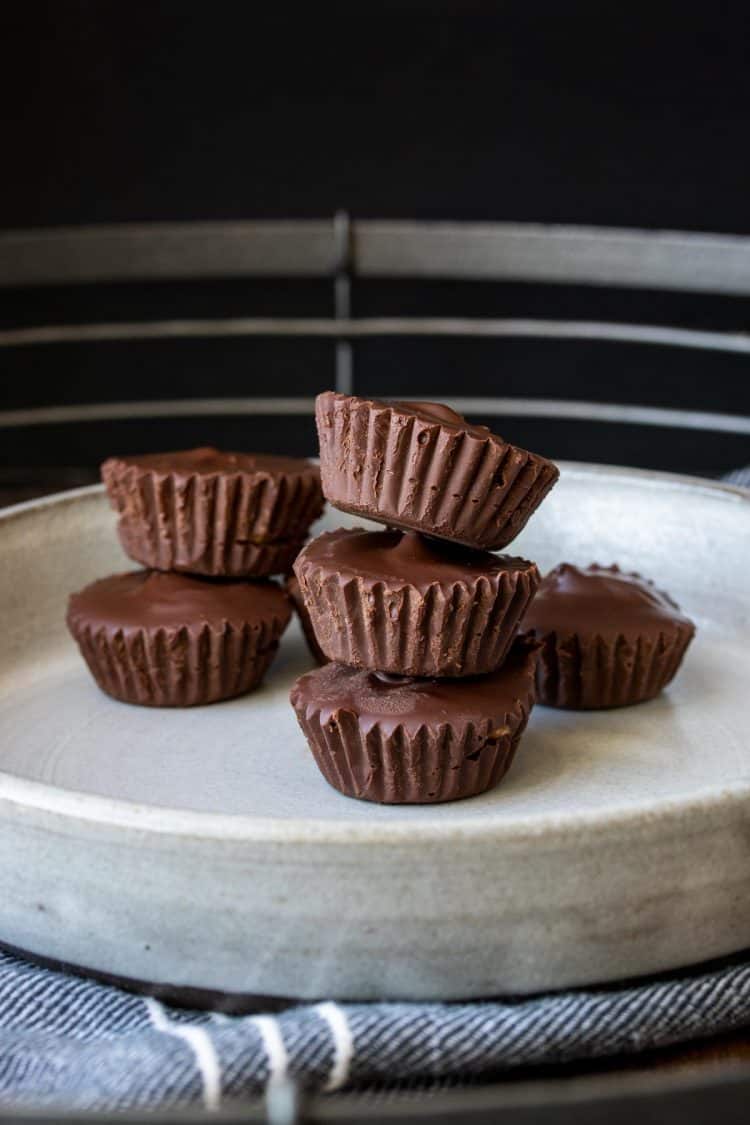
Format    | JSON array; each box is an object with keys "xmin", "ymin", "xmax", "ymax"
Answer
[
  {"xmin": 315, "ymin": 1001, "xmax": 354, "ymax": 1091},
  {"xmin": 724, "ymin": 466, "xmax": 750, "ymax": 487},
  {"xmin": 144, "ymin": 998, "xmax": 221, "ymax": 1111},
  {"xmin": 250, "ymin": 1015, "xmax": 289, "ymax": 1087}
]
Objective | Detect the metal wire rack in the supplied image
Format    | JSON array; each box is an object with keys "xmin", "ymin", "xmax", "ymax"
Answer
[{"xmin": 1, "ymin": 215, "xmax": 749, "ymax": 444}]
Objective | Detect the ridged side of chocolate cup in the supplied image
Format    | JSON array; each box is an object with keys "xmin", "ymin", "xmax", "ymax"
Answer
[
  {"xmin": 292, "ymin": 683, "xmax": 534, "ymax": 805},
  {"xmin": 316, "ymin": 391, "xmax": 558, "ymax": 550},
  {"xmin": 102, "ymin": 458, "xmax": 322, "ymax": 577},
  {"xmin": 117, "ymin": 518, "xmax": 304, "ymax": 579},
  {"xmin": 294, "ymin": 553, "xmax": 540, "ymax": 677},
  {"xmin": 67, "ymin": 619, "xmax": 283, "ymax": 707},
  {"xmin": 531, "ymin": 623, "xmax": 696, "ymax": 709},
  {"xmin": 285, "ymin": 575, "xmax": 328, "ymax": 664}
]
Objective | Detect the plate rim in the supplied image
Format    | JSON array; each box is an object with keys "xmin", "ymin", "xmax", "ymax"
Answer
[{"xmin": 1, "ymin": 461, "xmax": 748, "ymax": 846}]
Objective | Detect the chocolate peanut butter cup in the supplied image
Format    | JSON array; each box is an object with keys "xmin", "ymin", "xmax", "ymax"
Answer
[
  {"xmin": 521, "ymin": 563, "xmax": 696, "ymax": 709},
  {"xmin": 67, "ymin": 569, "xmax": 292, "ymax": 707},
  {"xmin": 315, "ymin": 392, "xmax": 559, "ymax": 550},
  {"xmin": 285, "ymin": 574, "xmax": 328, "ymax": 665},
  {"xmin": 294, "ymin": 528, "xmax": 540, "ymax": 677},
  {"xmin": 290, "ymin": 637, "xmax": 539, "ymax": 804},
  {"xmin": 102, "ymin": 447, "xmax": 323, "ymax": 578}
]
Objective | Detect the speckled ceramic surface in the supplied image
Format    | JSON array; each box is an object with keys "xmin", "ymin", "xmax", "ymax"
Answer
[{"xmin": 0, "ymin": 465, "xmax": 748, "ymax": 1000}]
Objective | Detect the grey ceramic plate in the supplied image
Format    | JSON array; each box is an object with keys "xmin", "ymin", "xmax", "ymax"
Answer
[{"xmin": 0, "ymin": 464, "xmax": 748, "ymax": 1003}]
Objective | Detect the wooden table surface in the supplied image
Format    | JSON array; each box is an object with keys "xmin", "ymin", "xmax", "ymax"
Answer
[{"xmin": 2, "ymin": 473, "xmax": 749, "ymax": 1085}]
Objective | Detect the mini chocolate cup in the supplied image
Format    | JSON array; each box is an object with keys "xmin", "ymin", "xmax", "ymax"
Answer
[
  {"xmin": 521, "ymin": 563, "xmax": 696, "ymax": 709},
  {"xmin": 315, "ymin": 392, "xmax": 558, "ymax": 551},
  {"xmin": 66, "ymin": 570, "xmax": 292, "ymax": 707},
  {"xmin": 68, "ymin": 621, "xmax": 280, "ymax": 707},
  {"xmin": 290, "ymin": 639, "xmax": 539, "ymax": 804},
  {"xmin": 102, "ymin": 448, "xmax": 323, "ymax": 577},
  {"xmin": 532, "ymin": 624, "xmax": 695, "ymax": 709},
  {"xmin": 297, "ymin": 709, "xmax": 529, "ymax": 804},
  {"xmin": 294, "ymin": 529, "xmax": 540, "ymax": 677}
]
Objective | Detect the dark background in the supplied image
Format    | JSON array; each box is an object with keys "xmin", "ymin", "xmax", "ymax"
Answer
[{"xmin": 1, "ymin": 1, "xmax": 749, "ymax": 488}]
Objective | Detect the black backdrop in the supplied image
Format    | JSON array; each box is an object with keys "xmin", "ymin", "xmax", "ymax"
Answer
[
  {"xmin": 4, "ymin": 2, "xmax": 750, "ymax": 231},
  {"xmin": 1, "ymin": 2, "xmax": 749, "ymax": 479}
]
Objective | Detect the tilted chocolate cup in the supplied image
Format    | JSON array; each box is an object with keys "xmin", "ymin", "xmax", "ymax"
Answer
[{"xmin": 315, "ymin": 392, "xmax": 559, "ymax": 551}]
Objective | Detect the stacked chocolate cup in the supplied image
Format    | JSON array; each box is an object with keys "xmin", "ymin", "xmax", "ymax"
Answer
[
  {"xmin": 67, "ymin": 448, "xmax": 323, "ymax": 707},
  {"xmin": 290, "ymin": 393, "xmax": 560, "ymax": 804}
]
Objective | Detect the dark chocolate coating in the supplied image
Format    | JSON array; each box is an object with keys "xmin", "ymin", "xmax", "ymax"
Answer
[
  {"xmin": 68, "ymin": 569, "xmax": 290, "ymax": 631},
  {"xmin": 521, "ymin": 563, "xmax": 696, "ymax": 709},
  {"xmin": 102, "ymin": 446, "xmax": 323, "ymax": 577},
  {"xmin": 390, "ymin": 399, "xmax": 491, "ymax": 435},
  {"xmin": 294, "ymin": 528, "xmax": 539, "ymax": 677},
  {"xmin": 290, "ymin": 638, "xmax": 539, "ymax": 804},
  {"xmin": 315, "ymin": 391, "xmax": 559, "ymax": 550},
  {"xmin": 67, "ymin": 569, "xmax": 292, "ymax": 707},
  {"xmin": 285, "ymin": 574, "xmax": 328, "ymax": 665},
  {"xmin": 116, "ymin": 448, "xmax": 313, "ymax": 477}
]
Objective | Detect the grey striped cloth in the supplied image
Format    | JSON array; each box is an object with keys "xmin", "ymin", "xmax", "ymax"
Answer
[
  {"xmin": 1, "ymin": 947, "xmax": 750, "ymax": 1111},
  {"xmin": 724, "ymin": 465, "xmax": 750, "ymax": 487},
  {"xmin": 1, "ymin": 468, "xmax": 746, "ymax": 1113}
]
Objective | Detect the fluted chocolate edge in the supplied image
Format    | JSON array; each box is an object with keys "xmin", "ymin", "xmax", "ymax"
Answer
[
  {"xmin": 291, "ymin": 678, "xmax": 535, "ymax": 805},
  {"xmin": 528, "ymin": 622, "xmax": 696, "ymax": 709},
  {"xmin": 118, "ymin": 521, "xmax": 305, "ymax": 578},
  {"xmin": 315, "ymin": 391, "xmax": 559, "ymax": 550},
  {"xmin": 294, "ymin": 550, "xmax": 540, "ymax": 676},
  {"xmin": 66, "ymin": 616, "xmax": 286, "ymax": 707},
  {"xmin": 102, "ymin": 458, "xmax": 323, "ymax": 576},
  {"xmin": 285, "ymin": 575, "xmax": 328, "ymax": 664}
]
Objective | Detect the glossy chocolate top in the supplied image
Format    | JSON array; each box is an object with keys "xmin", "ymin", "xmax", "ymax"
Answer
[
  {"xmin": 291, "ymin": 638, "xmax": 539, "ymax": 736},
  {"xmin": 68, "ymin": 570, "xmax": 291, "ymax": 633},
  {"xmin": 319, "ymin": 392, "xmax": 496, "ymax": 441},
  {"xmin": 103, "ymin": 447, "xmax": 318, "ymax": 478},
  {"xmin": 522, "ymin": 563, "xmax": 694, "ymax": 639},
  {"xmin": 392, "ymin": 399, "xmax": 494, "ymax": 438},
  {"xmin": 297, "ymin": 528, "xmax": 536, "ymax": 590}
]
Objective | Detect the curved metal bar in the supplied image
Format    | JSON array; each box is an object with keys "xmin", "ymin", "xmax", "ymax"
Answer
[
  {"xmin": 0, "ymin": 221, "xmax": 337, "ymax": 286},
  {"xmin": 356, "ymin": 220, "xmax": 750, "ymax": 293},
  {"xmin": 2, "ymin": 317, "xmax": 750, "ymax": 354},
  {"xmin": 5, "ymin": 219, "xmax": 750, "ymax": 294},
  {"xmin": 1, "ymin": 397, "xmax": 748, "ymax": 436}
]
